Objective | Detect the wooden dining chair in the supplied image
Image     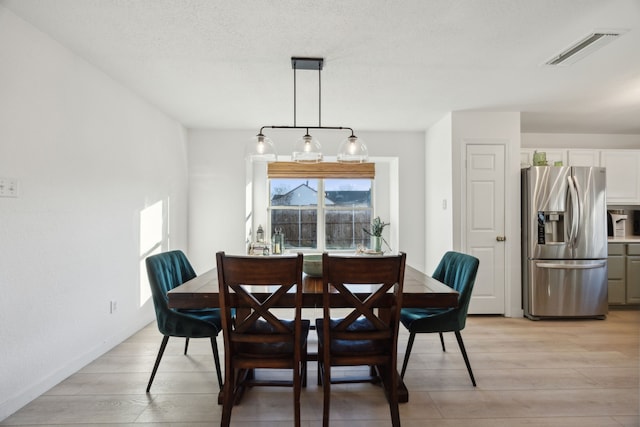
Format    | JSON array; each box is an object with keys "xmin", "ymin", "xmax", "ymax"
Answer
[
  {"xmin": 316, "ymin": 252, "xmax": 407, "ymax": 427},
  {"xmin": 215, "ymin": 252, "xmax": 310, "ymax": 427}
]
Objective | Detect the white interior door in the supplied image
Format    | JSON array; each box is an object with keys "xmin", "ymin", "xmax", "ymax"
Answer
[{"xmin": 465, "ymin": 144, "xmax": 506, "ymax": 314}]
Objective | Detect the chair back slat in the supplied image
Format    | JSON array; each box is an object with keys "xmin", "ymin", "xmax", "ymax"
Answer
[
  {"xmin": 216, "ymin": 252, "xmax": 305, "ymax": 358},
  {"xmin": 317, "ymin": 252, "xmax": 407, "ymax": 427},
  {"xmin": 215, "ymin": 251, "xmax": 308, "ymax": 426},
  {"xmin": 322, "ymin": 253, "xmax": 406, "ymax": 337}
]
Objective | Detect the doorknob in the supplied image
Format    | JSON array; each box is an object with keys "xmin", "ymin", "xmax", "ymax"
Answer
[{"xmin": 496, "ymin": 236, "xmax": 506, "ymax": 242}]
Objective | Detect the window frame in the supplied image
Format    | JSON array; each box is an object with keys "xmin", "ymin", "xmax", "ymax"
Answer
[{"xmin": 268, "ymin": 177, "xmax": 374, "ymax": 252}]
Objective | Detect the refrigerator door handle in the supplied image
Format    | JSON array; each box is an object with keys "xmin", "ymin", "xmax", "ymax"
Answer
[
  {"xmin": 536, "ymin": 261, "xmax": 606, "ymax": 270},
  {"xmin": 567, "ymin": 175, "xmax": 580, "ymax": 246},
  {"xmin": 572, "ymin": 175, "xmax": 583, "ymax": 246}
]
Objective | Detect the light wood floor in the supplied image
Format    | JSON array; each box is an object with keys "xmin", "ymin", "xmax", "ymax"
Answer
[{"xmin": 2, "ymin": 309, "xmax": 638, "ymax": 426}]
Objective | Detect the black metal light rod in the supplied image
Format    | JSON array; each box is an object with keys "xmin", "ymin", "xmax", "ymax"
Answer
[
  {"xmin": 259, "ymin": 125, "xmax": 355, "ymax": 136},
  {"xmin": 257, "ymin": 58, "xmax": 358, "ymax": 139}
]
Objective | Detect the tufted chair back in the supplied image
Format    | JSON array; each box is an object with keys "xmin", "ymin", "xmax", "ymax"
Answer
[{"xmin": 431, "ymin": 251, "xmax": 480, "ymax": 330}]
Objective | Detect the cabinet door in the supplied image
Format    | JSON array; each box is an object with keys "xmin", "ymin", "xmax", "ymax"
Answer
[
  {"xmin": 609, "ymin": 279, "xmax": 626, "ymax": 304},
  {"xmin": 520, "ymin": 150, "xmax": 533, "ymax": 167},
  {"xmin": 568, "ymin": 149, "xmax": 599, "ymax": 167},
  {"xmin": 600, "ymin": 150, "xmax": 640, "ymax": 204},
  {"xmin": 626, "ymin": 256, "xmax": 640, "ymax": 304},
  {"xmin": 608, "ymin": 255, "xmax": 626, "ymax": 304}
]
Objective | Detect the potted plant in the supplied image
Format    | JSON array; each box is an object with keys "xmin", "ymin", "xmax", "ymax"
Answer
[{"xmin": 363, "ymin": 216, "xmax": 390, "ymax": 253}]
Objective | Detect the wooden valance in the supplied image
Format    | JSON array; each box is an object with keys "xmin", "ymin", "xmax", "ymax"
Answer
[{"xmin": 267, "ymin": 162, "xmax": 375, "ymax": 179}]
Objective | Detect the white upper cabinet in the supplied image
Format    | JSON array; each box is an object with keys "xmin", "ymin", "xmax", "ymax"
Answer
[
  {"xmin": 600, "ymin": 150, "xmax": 640, "ymax": 205},
  {"xmin": 567, "ymin": 149, "xmax": 599, "ymax": 167},
  {"xmin": 520, "ymin": 151, "xmax": 532, "ymax": 168},
  {"xmin": 521, "ymin": 148, "xmax": 640, "ymax": 205},
  {"xmin": 520, "ymin": 149, "xmax": 567, "ymax": 167}
]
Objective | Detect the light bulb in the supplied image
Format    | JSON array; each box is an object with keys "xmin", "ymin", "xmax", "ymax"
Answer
[
  {"xmin": 347, "ymin": 136, "xmax": 357, "ymax": 154},
  {"xmin": 292, "ymin": 133, "xmax": 322, "ymax": 163},
  {"xmin": 256, "ymin": 135, "xmax": 266, "ymax": 154},
  {"xmin": 303, "ymin": 135, "xmax": 312, "ymax": 152}
]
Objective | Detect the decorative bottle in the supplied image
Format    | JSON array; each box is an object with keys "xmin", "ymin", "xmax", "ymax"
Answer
[{"xmin": 272, "ymin": 228, "xmax": 284, "ymax": 255}]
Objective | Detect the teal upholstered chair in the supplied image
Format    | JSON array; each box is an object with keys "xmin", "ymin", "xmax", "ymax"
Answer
[
  {"xmin": 399, "ymin": 251, "xmax": 479, "ymax": 386},
  {"xmin": 145, "ymin": 250, "xmax": 223, "ymax": 392}
]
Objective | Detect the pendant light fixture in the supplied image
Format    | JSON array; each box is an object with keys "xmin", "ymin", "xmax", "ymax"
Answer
[
  {"xmin": 246, "ymin": 57, "xmax": 368, "ymax": 163},
  {"xmin": 245, "ymin": 133, "xmax": 277, "ymax": 161}
]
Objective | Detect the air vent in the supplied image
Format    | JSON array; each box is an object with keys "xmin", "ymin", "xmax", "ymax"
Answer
[{"xmin": 545, "ymin": 31, "xmax": 624, "ymax": 66}]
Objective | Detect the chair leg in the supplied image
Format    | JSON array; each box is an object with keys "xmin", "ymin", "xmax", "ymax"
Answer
[
  {"xmin": 400, "ymin": 332, "xmax": 416, "ymax": 379},
  {"xmin": 293, "ymin": 359, "xmax": 302, "ymax": 427},
  {"xmin": 210, "ymin": 337, "xmax": 223, "ymax": 390},
  {"xmin": 321, "ymin": 354, "xmax": 331, "ymax": 427},
  {"xmin": 439, "ymin": 332, "xmax": 446, "ymax": 351},
  {"xmin": 317, "ymin": 350, "xmax": 323, "ymax": 386},
  {"xmin": 454, "ymin": 331, "xmax": 476, "ymax": 387},
  {"xmin": 387, "ymin": 366, "xmax": 401, "ymax": 427},
  {"xmin": 146, "ymin": 335, "xmax": 170, "ymax": 392},
  {"xmin": 184, "ymin": 337, "xmax": 189, "ymax": 355},
  {"xmin": 302, "ymin": 357, "xmax": 307, "ymax": 388},
  {"xmin": 220, "ymin": 367, "xmax": 235, "ymax": 427}
]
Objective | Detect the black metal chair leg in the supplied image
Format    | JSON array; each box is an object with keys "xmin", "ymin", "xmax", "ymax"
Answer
[
  {"xmin": 184, "ymin": 337, "xmax": 190, "ymax": 355},
  {"xmin": 439, "ymin": 332, "xmax": 446, "ymax": 351},
  {"xmin": 210, "ymin": 337, "xmax": 223, "ymax": 390},
  {"xmin": 147, "ymin": 335, "xmax": 170, "ymax": 392},
  {"xmin": 454, "ymin": 331, "xmax": 476, "ymax": 386},
  {"xmin": 400, "ymin": 332, "xmax": 416, "ymax": 379}
]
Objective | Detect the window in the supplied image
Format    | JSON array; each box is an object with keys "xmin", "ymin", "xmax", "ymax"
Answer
[
  {"xmin": 269, "ymin": 178, "xmax": 372, "ymax": 251},
  {"xmin": 248, "ymin": 158, "xmax": 396, "ymax": 256}
]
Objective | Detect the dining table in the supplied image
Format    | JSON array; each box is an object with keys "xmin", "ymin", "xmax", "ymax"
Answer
[{"xmin": 167, "ymin": 263, "xmax": 459, "ymax": 403}]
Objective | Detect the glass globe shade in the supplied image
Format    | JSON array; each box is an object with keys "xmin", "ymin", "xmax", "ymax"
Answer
[
  {"xmin": 245, "ymin": 134, "xmax": 277, "ymax": 162},
  {"xmin": 292, "ymin": 133, "xmax": 322, "ymax": 163},
  {"xmin": 337, "ymin": 135, "xmax": 368, "ymax": 163}
]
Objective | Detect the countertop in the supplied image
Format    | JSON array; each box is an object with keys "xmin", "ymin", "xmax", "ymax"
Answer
[{"xmin": 608, "ymin": 237, "xmax": 640, "ymax": 243}]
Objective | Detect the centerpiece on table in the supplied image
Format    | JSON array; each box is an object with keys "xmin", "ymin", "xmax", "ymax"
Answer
[{"xmin": 362, "ymin": 216, "xmax": 390, "ymax": 253}]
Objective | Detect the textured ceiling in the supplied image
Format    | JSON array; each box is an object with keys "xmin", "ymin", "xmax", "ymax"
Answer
[{"xmin": 2, "ymin": 0, "xmax": 640, "ymax": 134}]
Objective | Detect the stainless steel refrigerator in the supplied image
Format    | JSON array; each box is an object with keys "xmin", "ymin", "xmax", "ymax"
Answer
[{"xmin": 521, "ymin": 166, "xmax": 608, "ymax": 319}]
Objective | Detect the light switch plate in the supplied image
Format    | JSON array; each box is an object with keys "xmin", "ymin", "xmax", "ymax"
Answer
[{"xmin": 0, "ymin": 178, "xmax": 18, "ymax": 197}]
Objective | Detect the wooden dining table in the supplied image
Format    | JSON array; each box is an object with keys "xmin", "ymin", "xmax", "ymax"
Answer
[{"xmin": 167, "ymin": 264, "xmax": 458, "ymax": 403}]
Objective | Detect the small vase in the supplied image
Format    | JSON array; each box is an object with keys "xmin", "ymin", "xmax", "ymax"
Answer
[{"xmin": 371, "ymin": 236, "xmax": 382, "ymax": 253}]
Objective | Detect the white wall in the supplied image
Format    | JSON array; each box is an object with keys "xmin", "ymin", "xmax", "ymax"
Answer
[
  {"xmin": 0, "ymin": 7, "xmax": 188, "ymax": 419},
  {"xmin": 522, "ymin": 133, "xmax": 640, "ymax": 149},
  {"xmin": 187, "ymin": 129, "xmax": 249, "ymax": 272},
  {"xmin": 424, "ymin": 114, "xmax": 454, "ymax": 274},
  {"xmin": 187, "ymin": 129, "xmax": 426, "ymax": 273}
]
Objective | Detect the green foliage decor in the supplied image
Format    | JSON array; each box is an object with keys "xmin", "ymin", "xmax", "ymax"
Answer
[{"xmin": 363, "ymin": 216, "xmax": 389, "ymax": 237}]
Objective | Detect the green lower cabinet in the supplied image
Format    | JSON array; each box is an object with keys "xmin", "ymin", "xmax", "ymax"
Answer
[
  {"xmin": 627, "ymin": 252, "xmax": 640, "ymax": 304},
  {"xmin": 609, "ymin": 243, "xmax": 640, "ymax": 305},
  {"xmin": 608, "ymin": 279, "xmax": 626, "ymax": 304},
  {"xmin": 608, "ymin": 244, "xmax": 626, "ymax": 304}
]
